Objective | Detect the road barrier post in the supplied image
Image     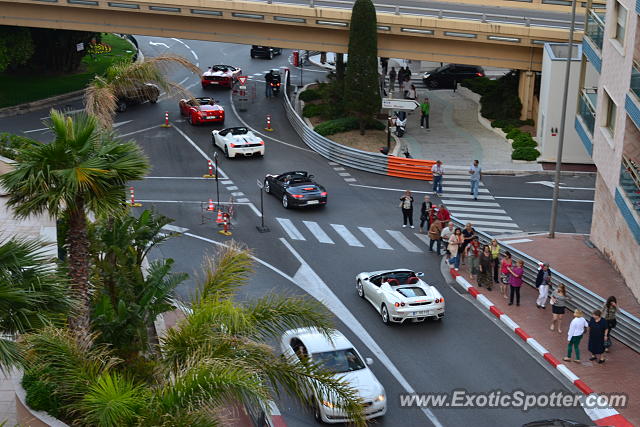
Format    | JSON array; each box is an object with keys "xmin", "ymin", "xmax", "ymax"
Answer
[
  {"xmin": 264, "ymin": 114, "xmax": 274, "ymax": 131},
  {"xmin": 203, "ymin": 159, "xmax": 215, "ymax": 178},
  {"xmin": 129, "ymin": 186, "xmax": 142, "ymax": 207},
  {"xmin": 256, "ymin": 179, "xmax": 270, "ymax": 233},
  {"xmin": 161, "ymin": 111, "xmax": 171, "ymax": 128}
]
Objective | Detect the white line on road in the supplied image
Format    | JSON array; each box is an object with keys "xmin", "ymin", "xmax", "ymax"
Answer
[
  {"xmin": 494, "ymin": 196, "xmax": 594, "ymax": 203},
  {"xmin": 149, "ymin": 41, "xmax": 170, "ymax": 48},
  {"xmin": 39, "ymin": 108, "xmax": 84, "ymax": 120},
  {"xmin": 386, "ymin": 230, "xmax": 422, "ymax": 253},
  {"xmin": 330, "ymin": 224, "xmax": 364, "ymax": 247},
  {"xmin": 438, "ymin": 187, "xmax": 490, "ymax": 194},
  {"xmin": 439, "ymin": 194, "xmax": 495, "ymax": 200},
  {"xmin": 119, "ymin": 125, "xmax": 161, "ymax": 137},
  {"xmin": 414, "ymin": 233, "xmax": 431, "ymax": 247},
  {"xmin": 170, "ymin": 38, "xmax": 199, "ymax": 62},
  {"xmin": 438, "ymin": 200, "xmax": 500, "ymax": 207},
  {"xmin": 474, "ymin": 227, "xmax": 523, "ymax": 234},
  {"xmin": 358, "ymin": 227, "xmax": 393, "ymax": 250},
  {"xmin": 303, "ymin": 221, "xmax": 335, "ymax": 244},
  {"xmin": 446, "ymin": 206, "xmax": 507, "ymax": 214},
  {"xmin": 349, "ymin": 183, "xmax": 431, "ymax": 194},
  {"xmin": 460, "ymin": 220, "xmax": 520, "ymax": 228},
  {"xmin": 276, "ymin": 218, "xmax": 305, "ymax": 240},
  {"xmin": 448, "ymin": 213, "xmax": 514, "ymax": 221},
  {"xmin": 161, "ymin": 224, "xmax": 189, "ymax": 233},
  {"xmin": 171, "ymin": 124, "xmax": 229, "ymax": 180}
]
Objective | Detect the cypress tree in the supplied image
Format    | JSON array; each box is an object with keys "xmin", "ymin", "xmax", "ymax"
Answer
[{"xmin": 344, "ymin": 0, "xmax": 381, "ymax": 135}]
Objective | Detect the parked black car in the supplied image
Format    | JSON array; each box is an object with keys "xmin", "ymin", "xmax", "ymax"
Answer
[
  {"xmin": 250, "ymin": 45, "xmax": 282, "ymax": 59},
  {"xmin": 115, "ymin": 83, "xmax": 160, "ymax": 112},
  {"xmin": 422, "ymin": 64, "xmax": 485, "ymax": 89},
  {"xmin": 263, "ymin": 171, "xmax": 327, "ymax": 209}
]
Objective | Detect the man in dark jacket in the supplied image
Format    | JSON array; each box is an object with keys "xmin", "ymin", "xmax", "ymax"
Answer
[{"xmin": 265, "ymin": 70, "xmax": 274, "ymax": 98}]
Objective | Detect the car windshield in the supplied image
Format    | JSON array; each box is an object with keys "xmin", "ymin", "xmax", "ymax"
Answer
[
  {"xmin": 311, "ymin": 348, "xmax": 365, "ymax": 373},
  {"xmin": 229, "ymin": 127, "xmax": 248, "ymax": 135}
]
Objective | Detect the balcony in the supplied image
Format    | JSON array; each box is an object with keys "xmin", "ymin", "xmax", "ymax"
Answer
[
  {"xmin": 575, "ymin": 89, "xmax": 597, "ymax": 156},
  {"xmin": 617, "ymin": 155, "xmax": 640, "ymax": 244},
  {"xmin": 627, "ymin": 62, "xmax": 640, "ymax": 129},
  {"xmin": 585, "ymin": 10, "xmax": 605, "ymax": 51}
]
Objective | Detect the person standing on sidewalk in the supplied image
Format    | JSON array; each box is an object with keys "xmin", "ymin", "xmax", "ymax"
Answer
[
  {"xmin": 466, "ymin": 236, "xmax": 481, "ymax": 280},
  {"xmin": 447, "ymin": 228, "xmax": 463, "ymax": 270},
  {"xmin": 469, "ymin": 159, "xmax": 482, "ymax": 201},
  {"xmin": 407, "ymin": 84, "xmax": 417, "ymax": 100},
  {"xmin": 602, "ymin": 296, "xmax": 618, "ymax": 353},
  {"xmin": 399, "ymin": 190, "xmax": 414, "ymax": 228},
  {"xmin": 550, "ymin": 284, "xmax": 571, "ymax": 333},
  {"xmin": 431, "ymin": 160, "xmax": 444, "ymax": 194},
  {"xmin": 507, "ymin": 259, "xmax": 524, "ymax": 306},
  {"xmin": 420, "ymin": 97, "xmax": 430, "ymax": 129},
  {"xmin": 440, "ymin": 221, "xmax": 454, "ymax": 251},
  {"xmin": 459, "ymin": 222, "xmax": 476, "ymax": 265},
  {"xmin": 428, "ymin": 218, "xmax": 443, "ymax": 254},
  {"xmin": 478, "ymin": 244, "xmax": 493, "ymax": 290},
  {"xmin": 389, "ymin": 67, "xmax": 397, "ymax": 92},
  {"xmin": 398, "ymin": 67, "xmax": 406, "ymax": 95},
  {"xmin": 419, "ymin": 195, "xmax": 433, "ymax": 233},
  {"xmin": 564, "ymin": 309, "xmax": 588, "ymax": 363},
  {"xmin": 500, "ymin": 251, "xmax": 513, "ymax": 299},
  {"xmin": 588, "ymin": 310, "xmax": 608, "ymax": 364},
  {"xmin": 535, "ymin": 263, "xmax": 552, "ymax": 309},
  {"xmin": 490, "ymin": 239, "xmax": 501, "ymax": 285}
]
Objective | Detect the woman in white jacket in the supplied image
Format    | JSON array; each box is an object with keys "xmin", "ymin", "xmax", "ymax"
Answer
[{"xmin": 564, "ymin": 309, "xmax": 588, "ymax": 363}]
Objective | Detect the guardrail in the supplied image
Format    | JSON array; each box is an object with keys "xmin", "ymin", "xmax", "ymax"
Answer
[{"xmin": 448, "ymin": 216, "xmax": 640, "ymax": 353}]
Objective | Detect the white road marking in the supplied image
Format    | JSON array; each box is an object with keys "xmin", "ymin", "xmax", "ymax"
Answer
[
  {"xmin": 23, "ymin": 127, "xmax": 49, "ymax": 133},
  {"xmin": 437, "ymin": 187, "xmax": 490, "ymax": 194},
  {"xmin": 438, "ymin": 199, "xmax": 500, "ymax": 207},
  {"xmin": 303, "ymin": 221, "xmax": 335, "ymax": 244},
  {"xmin": 446, "ymin": 206, "xmax": 508, "ymax": 214},
  {"xmin": 161, "ymin": 224, "xmax": 189, "ymax": 233},
  {"xmin": 330, "ymin": 224, "xmax": 364, "ymax": 247},
  {"xmin": 349, "ymin": 183, "xmax": 431, "ymax": 194},
  {"xmin": 500, "ymin": 238, "xmax": 533, "ymax": 244},
  {"xmin": 328, "ymin": 161, "xmax": 339, "ymax": 165},
  {"xmin": 344, "ymin": 178, "xmax": 357, "ymax": 182},
  {"xmin": 237, "ymin": 198, "xmax": 250, "ymax": 203},
  {"xmin": 475, "ymin": 227, "xmax": 523, "ymax": 234},
  {"xmin": 333, "ymin": 167, "xmax": 345, "ymax": 171},
  {"xmin": 494, "ymin": 196, "xmax": 594, "ymax": 203},
  {"xmin": 226, "ymin": 186, "xmax": 239, "ymax": 191},
  {"xmin": 449, "ymin": 213, "xmax": 514, "ymax": 221},
  {"xmin": 276, "ymin": 218, "xmax": 305, "ymax": 240},
  {"xmin": 358, "ymin": 227, "xmax": 393, "ymax": 250},
  {"xmin": 170, "ymin": 38, "xmax": 199, "ymax": 62},
  {"xmin": 149, "ymin": 41, "xmax": 170, "ymax": 48},
  {"xmin": 232, "ymin": 192, "xmax": 244, "ymax": 197},
  {"xmin": 221, "ymin": 180, "xmax": 233, "ymax": 184},
  {"xmin": 439, "ymin": 194, "xmax": 494, "ymax": 200},
  {"xmin": 171, "ymin": 125, "xmax": 229, "ymax": 180},
  {"xmin": 466, "ymin": 220, "xmax": 521, "ymax": 228},
  {"xmin": 386, "ymin": 230, "xmax": 422, "ymax": 253},
  {"xmin": 338, "ymin": 172, "xmax": 351, "ymax": 177},
  {"xmin": 119, "ymin": 125, "xmax": 162, "ymax": 137},
  {"xmin": 40, "ymin": 108, "xmax": 84, "ymax": 120},
  {"xmin": 414, "ymin": 233, "xmax": 431, "ymax": 246},
  {"xmin": 277, "ymin": 238, "xmax": 443, "ymax": 427}
]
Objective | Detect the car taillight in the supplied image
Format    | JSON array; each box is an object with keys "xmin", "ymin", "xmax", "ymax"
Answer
[
  {"xmin": 320, "ymin": 192, "xmax": 327, "ymax": 196},
  {"xmin": 230, "ymin": 143, "xmax": 237, "ymax": 148},
  {"xmin": 476, "ymin": 72, "xmax": 484, "ymax": 77},
  {"xmin": 276, "ymin": 83, "xmax": 281, "ymax": 86},
  {"xmin": 291, "ymin": 194, "xmax": 304, "ymax": 199},
  {"xmin": 259, "ymin": 141, "xmax": 265, "ymax": 145},
  {"xmin": 435, "ymin": 298, "xmax": 444, "ymax": 304},
  {"xmin": 394, "ymin": 302, "xmax": 405, "ymax": 307}
]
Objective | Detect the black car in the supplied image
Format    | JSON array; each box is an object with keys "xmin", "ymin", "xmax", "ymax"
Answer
[
  {"xmin": 250, "ymin": 45, "xmax": 282, "ymax": 60},
  {"xmin": 422, "ymin": 64, "xmax": 485, "ymax": 89},
  {"xmin": 264, "ymin": 171, "xmax": 327, "ymax": 209},
  {"xmin": 115, "ymin": 83, "xmax": 160, "ymax": 112}
]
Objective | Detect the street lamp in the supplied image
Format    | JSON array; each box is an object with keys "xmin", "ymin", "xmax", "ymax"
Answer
[{"xmin": 548, "ymin": 0, "xmax": 579, "ymax": 238}]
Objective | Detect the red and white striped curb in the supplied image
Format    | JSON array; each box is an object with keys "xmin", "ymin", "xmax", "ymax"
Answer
[
  {"xmin": 449, "ymin": 268, "xmax": 633, "ymax": 427},
  {"xmin": 268, "ymin": 400, "xmax": 287, "ymax": 427}
]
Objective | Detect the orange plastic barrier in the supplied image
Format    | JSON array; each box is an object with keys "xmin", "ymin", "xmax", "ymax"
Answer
[{"xmin": 386, "ymin": 156, "xmax": 436, "ymax": 181}]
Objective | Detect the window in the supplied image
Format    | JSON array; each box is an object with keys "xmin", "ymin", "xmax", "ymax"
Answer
[
  {"xmin": 613, "ymin": 1, "xmax": 627, "ymax": 45},
  {"xmin": 604, "ymin": 92, "xmax": 617, "ymax": 135}
]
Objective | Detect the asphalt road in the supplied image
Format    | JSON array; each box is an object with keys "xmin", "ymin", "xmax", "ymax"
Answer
[{"xmin": 0, "ymin": 38, "xmax": 594, "ymax": 426}]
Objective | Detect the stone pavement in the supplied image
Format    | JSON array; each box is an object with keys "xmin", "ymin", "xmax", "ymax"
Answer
[{"xmin": 455, "ymin": 232, "xmax": 640, "ymax": 425}]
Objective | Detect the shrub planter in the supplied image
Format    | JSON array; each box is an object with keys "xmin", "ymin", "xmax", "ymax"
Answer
[{"xmin": 13, "ymin": 371, "xmax": 69, "ymax": 427}]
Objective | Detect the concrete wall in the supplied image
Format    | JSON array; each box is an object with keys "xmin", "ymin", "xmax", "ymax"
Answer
[
  {"xmin": 537, "ymin": 44, "xmax": 593, "ymax": 164},
  {"xmin": 590, "ymin": 174, "xmax": 640, "ymax": 302}
]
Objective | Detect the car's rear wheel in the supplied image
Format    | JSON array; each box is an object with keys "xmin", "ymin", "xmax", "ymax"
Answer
[
  {"xmin": 282, "ymin": 194, "xmax": 289, "ymax": 209},
  {"xmin": 188, "ymin": 114, "xmax": 194, "ymax": 125},
  {"xmin": 250, "ymin": 53, "xmax": 255, "ymax": 59},
  {"xmin": 268, "ymin": 51, "xmax": 274, "ymax": 60},
  {"xmin": 356, "ymin": 280, "xmax": 365, "ymax": 298},
  {"xmin": 429, "ymin": 80, "xmax": 439, "ymax": 89},
  {"xmin": 264, "ymin": 180, "xmax": 270, "ymax": 193},
  {"xmin": 381, "ymin": 304, "xmax": 391, "ymax": 325},
  {"xmin": 149, "ymin": 96, "xmax": 158, "ymax": 104},
  {"xmin": 224, "ymin": 146, "xmax": 230, "ymax": 159},
  {"xmin": 116, "ymin": 101, "xmax": 127, "ymax": 112}
]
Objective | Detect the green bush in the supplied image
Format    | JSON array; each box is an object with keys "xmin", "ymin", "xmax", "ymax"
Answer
[
  {"xmin": 522, "ymin": 118, "xmax": 535, "ymax": 126},
  {"xmin": 512, "ymin": 133, "xmax": 538, "ymax": 148},
  {"xmin": 314, "ymin": 117, "xmax": 384, "ymax": 136},
  {"xmin": 302, "ymin": 103, "xmax": 327, "ymax": 118},
  {"xmin": 461, "ymin": 77, "xmax": 498, "ymax": 96},
  {"xmin": 299, "ymin": 88, "xmax": 322, "ymax": 102},
  {"xmin": 512, "ymin": 147, "xmax": 540, "ymax": 161},
  {"xmin": 22, "ymin": 366, "xmax": 63, "ymax": 419},
  {"xmin": 479, "ymin": 71, "xmax": 522, "ymax": 120},
  {"xmin": 506, "ymin": 128, "xmax": 522, "ymax": 140},
  {"xmin": 0, "ymin": 132, "xmax": 33, "ymax": 160}
]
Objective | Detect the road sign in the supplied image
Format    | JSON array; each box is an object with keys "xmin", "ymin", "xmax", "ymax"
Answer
[
  {"xmin": 238, "ymin": 76, "xmax": 248, "ymax": 85},
  {"xmin": 381, "ymin": 98, "xmax": 420, "ymax": 111},
  {"xmin": 257, "ymin": 178, "xmax": 264, "ymax": 189}
]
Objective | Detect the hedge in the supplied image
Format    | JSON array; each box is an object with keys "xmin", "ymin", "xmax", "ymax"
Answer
[
  {"xmin": 506, "ymin": 128, "xmax": 522, "ymax": 140},
  {"xmin": 0, "ymin": 132, "xmax": 33, "ymax": 160},
  {"xmin": 302, "ymin": 103, "xmax": 328, "ymax": 118},
  {"xmin": 314, "ymin": 117, "xmax": 385, "ymax": 136},
  {"xmin": 512, "ymin": 133, "xmax": 538, "ymax": 148},
  {"xmin": 491, "ymin": 118, "xmax": 534, "ymax": 130},
  {"xmin": 512, "ymin": 147, "xmax": 541, "ymax": 161},
  {"xmin": 299, "ymin": 88, "xmax": 322, "ymax": 102}
]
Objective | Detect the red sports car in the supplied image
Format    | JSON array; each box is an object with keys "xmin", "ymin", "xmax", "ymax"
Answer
[
  {"xmin": 201, "ymin": 65, "xmax": 241, "ymax": 89},
  {"xmin": 178, "ymin": 97, "xmax": 225, "ymax": 125}
]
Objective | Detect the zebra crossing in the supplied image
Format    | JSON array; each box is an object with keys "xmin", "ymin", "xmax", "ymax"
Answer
[
  {"xmin": 435, "ymin": 171, "xmax": 522, "ymax": 235},
  {"xmin": 276, "ymin": 218, "xmax": 435, "ymax": 253}
]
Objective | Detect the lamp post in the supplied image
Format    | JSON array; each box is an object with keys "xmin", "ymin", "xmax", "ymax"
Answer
[{"xmin": 548, "ymin": 0, "xmax": 578, "ymax": 238}]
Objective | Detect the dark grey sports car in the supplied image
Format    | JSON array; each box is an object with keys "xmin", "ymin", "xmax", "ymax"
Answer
[{"xmin": 263, "ymin": 171, "xmax": 327, "ymax": 209}]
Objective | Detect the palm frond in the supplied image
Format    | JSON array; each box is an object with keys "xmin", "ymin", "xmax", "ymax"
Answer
[
  {"xmin": 78, "ymin": 372, "xmax": 144, "ymax": 427},
  {"xmin": 0, "ymin": 338, "xmax": 23, "ymax": 374},
  {"xmin": 196, "ymin": 242, "xmax": 254, "ymax": 302},
  {"xmin": 84, "ymin": 78, "xmax": 118, "ymax": 129}
]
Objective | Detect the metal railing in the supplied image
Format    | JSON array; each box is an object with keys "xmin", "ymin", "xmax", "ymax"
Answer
[
  {"xmin": 578, "ymin": 89, "xmax": 597, "ymax": 135},
  {"xmin": 449, "ymin": 216, "xmax": 640, "ymax": 353},
  {"xmin": 631, "ymin": 61, "xmax": 640, "ymax": 101},
  {"xmin": 585, "ymin": 9, "xmax": 605, "ymax": 51},
  {"xmin": 283, "ymin": 70, "xmax": 390, "ymax": 175}
]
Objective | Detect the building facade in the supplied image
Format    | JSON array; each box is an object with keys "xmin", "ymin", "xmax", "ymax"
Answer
[{"xmin": 575, "ymin": 0, "xmax": 640, "ymax": 299}]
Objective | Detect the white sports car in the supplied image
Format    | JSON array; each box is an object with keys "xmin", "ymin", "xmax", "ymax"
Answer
[
  {"xmin": 280, "ymin": 327, "xmax": 386, "ymax": 424},
  {"xmin": 356, "ymin": 269, "xmax": 445, "ymax": 325},
  {"xmin": 211, "ymin": 127, "xmax": 265, "ymax": 159}
]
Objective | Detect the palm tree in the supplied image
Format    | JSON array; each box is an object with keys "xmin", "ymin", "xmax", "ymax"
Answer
[
  {"xmin": 0, "ymin": 110, "xmax": 149, "ymax": 337},
  {"xmin": 20, "ymin": 242, "xmax": 366, "ymax": 426},
  {"xmin": 85, "ymin": 54, "xmax": 200, "ymax": 128},
  {"xmin": 0, "ymin": 237, "xmax": 70, "ymax": 373}
]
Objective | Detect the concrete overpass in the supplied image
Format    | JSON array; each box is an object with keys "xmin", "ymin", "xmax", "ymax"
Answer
[{"xmin": 0, "ymin": 0, "xmax": 584, "ymax": 118}]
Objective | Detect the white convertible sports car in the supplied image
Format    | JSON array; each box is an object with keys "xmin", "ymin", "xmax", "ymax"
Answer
[
  {"xmin": 355, "ymin": 269, "xmax": 445, "ymax": 325},
  {"xmin": 211, "ymin": 127, "xmax": 265, "ymax": 158},
  {"xmin": 280, "ymin": 327, "xmax": 386, "ymax": 424}
]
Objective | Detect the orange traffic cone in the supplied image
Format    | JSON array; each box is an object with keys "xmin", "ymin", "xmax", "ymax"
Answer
[
  {"xmin": 207, "ymin": 199, "xmax": 215, "ymax": 211},
  {"xmin": 216, "ymin": 210, "xmax": 224, "ymax": 223},
  {"xmin": 219, "ymin": 213, "xmax": 232, "ymax": 236}
]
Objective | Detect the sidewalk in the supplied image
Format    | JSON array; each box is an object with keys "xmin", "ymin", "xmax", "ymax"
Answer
[
  {"xmin": 308, "ymin": 54, "xmax": 542, "ymax": 172},
  {"xmin": 455, "ymin": 232, "xmax": 640, "ymax": 425}
]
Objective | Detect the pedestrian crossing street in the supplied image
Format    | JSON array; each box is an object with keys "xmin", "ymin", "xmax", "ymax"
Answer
[{"xmin": 434, "ymin": 171, "xmax": 522, "ymax": 235}]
